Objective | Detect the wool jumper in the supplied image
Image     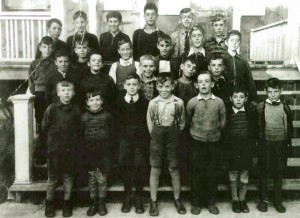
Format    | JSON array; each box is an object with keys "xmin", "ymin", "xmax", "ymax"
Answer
[
  {"xmin": 115, "ymin": 62, "xmax": 137, "ymax": 91},
  {"xmin": 265, "ymin": 103, "xmax": 286, "ymax": 141}
]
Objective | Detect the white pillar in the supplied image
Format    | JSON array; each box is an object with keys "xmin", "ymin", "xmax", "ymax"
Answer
[
  {"xmin": 9, "ymin": 94, "xmax": 35, "ymax": 184},
  {"xmin": 88, "ymin": 0, "xmax": 98, "ymax": 35}
]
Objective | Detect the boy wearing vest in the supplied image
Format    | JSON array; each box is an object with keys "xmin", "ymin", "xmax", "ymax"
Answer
[
  {"xmin": 147, "ymin": 73, "xmax": 186, "ymax": 216},
  {"xmin": 256, "ymin": 78, "xmax": 293, "ymax": 213}
]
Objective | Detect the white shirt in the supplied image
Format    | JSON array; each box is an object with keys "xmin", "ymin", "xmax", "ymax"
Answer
[
  {"xmin": 58, "ymin": 69, "xmax": 66, "ymax": 78},
  {"xmin": 197, "ymin": 93, "xmax": 216, "ymax": 101},
  {"xmin": 124, "ymin": 93, "xmax": 139, "ymax": 103},
  {"xmin": 188, "ymin": 47, "xmax": 206, "ymax": 57},
  {"xmin": 232, "ymin": 106, "xmax": 245, "ymax": 114}
]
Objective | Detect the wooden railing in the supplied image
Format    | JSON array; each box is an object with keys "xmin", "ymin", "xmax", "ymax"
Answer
[
  {"xmin": 0, "ymin": 15, "xmax": 50, "ymax": 62},
  {"xmin": 250, "ymin": 20, "xmax": 287, "ymax": 62}
]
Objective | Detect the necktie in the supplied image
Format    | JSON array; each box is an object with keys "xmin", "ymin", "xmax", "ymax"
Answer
[
  {"xmin": 130, "ymin": 97, "xmax": 134, "ymax": 104},
  {"xmin": 184, "ymin": 31, "xmax": 190, "ymax": 54}
]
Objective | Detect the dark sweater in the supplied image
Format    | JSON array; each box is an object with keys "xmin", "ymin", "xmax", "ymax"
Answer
[
  {"xmin": 66, "ymin": 32, "xmax": 99, "ymax": 55},
  {"xmin": 211, "ymin": 76, "xmax": 229, "ymax": 105},
  {"xmin": 180, "ymin": 51, "xmax": 207, "ymax": 72},
  {"xmin": 203, "ymin": 36, "xmax": 227, "ymax": 57},
  {"xmin": 71, "ymin": 61, "xmax": 89, "ymax": 79},
  {"xmin": 173, "ymin": 78, "xmax": 197, "ymax": 107}
]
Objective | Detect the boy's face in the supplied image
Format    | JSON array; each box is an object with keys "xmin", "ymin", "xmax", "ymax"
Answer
[
  {"xmin": 74, "ymin": 17, "xmax": 87, "ymax": 34},
  {"xmin": 157, "ymin": 40, "xmax": 171, "ymax": 57},
  {"xmin": 108, "ymin": 17, "xmax": 120, "ymax": 33},
  {"xmin": 180, "ymin": 12, "xmax": 193, "ymax": 29},
  {"xmin": 144, "ymin": 9, "xmax": 158, "ymax": 26},
  {"xmin": 208, "ymin": 59, "xmax": 225, "ymax": 78},
  {"xmin": 266, "ymin": 87, "xmax": 281, "ymax": 102},
  {"xmin": 74, "ymin": 43, "xmax": 89, "ymax": 58},
  {"xmin": 212, "ymin": 20, "xmax": 225, "ymax": 37},
  {"xmin": 39, "ymin": 43, "xmax": 53, "ymax": 58},
  {"xmin": 118, "ymin": 42, "xmax": 132, "ymax": 60},
  {"xmin": 141, "ymin": 60, "xmax": 155, "ymax": 78},
  {"xmin": 226, "ymin": 35, "xmax": 241, "ymax": 52},
  {"xmin": 86, "ymin": 95, "xmax": 103, "ymax": 112},
  {"xmin": 88, "ymin": 54, "xmax": 103, "ymax": 73},
  {"xmin": 195, "ymin": 74, "xmax": 213, "ymax": 95},
  {"xmin": 230, "ymin": 92, "xmax": 247, "ymax": 109},
  {"xmin": 180, "ymin": 60, "xmax": 196, "ymax": 79},
  {"xmin": 57, "ymin": 84, "xmax": 75, "ymax": 104},
  {"xmin": 48, "ymin": 22, "xmax": 62, "ymax": 40},
  {"xmin": 55, "ymin": 56, "xmax": 70, "ymax": 73},
  {"xmin": 190, "ymin": 29, "xmax": 204, "ymax": 48},
  {"xmin": 124, "ymin": 78, "xmax": 140, "ymax": 96},
  {"xmin": 156, "ymin": 80, "xmax": 174, "ymax": 99}
]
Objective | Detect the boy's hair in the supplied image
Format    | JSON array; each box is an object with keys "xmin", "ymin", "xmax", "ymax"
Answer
[
  {"xmin": 197, "ymin": 71, "xmax": 213, "ymax": 81},
  {"xmin": 106, "ymin": 11, "xmax": 122, "ymax": 22},
  {"xmin": 39, "ymin": 36, "xmax": 54, "ymax": 46},
  {"xmin": 86, "ymin": 89, "xmax": 103, "ymax": 100},
  {"xmin": 182, "ymin": 56, "xmax": 197, "ymax": 65},
  {"xmin": 226, "ymin": 29, "xmax": 241, "ymax": 40},
  {"xmin": 117, "ymin": 38, "xmax": 132, "ymax": 49},
  {"xmin": 156, "ymin": 73, "xmax": 174, "ymax": 85},
  {"xmin": 180, "ymin": 8, "xmax": 192, "ymax": 15},
  {"xmin": 56, "ymin": 79, "xmax": 74, "ymax": 91},
  {"xmin": 74, "ymin": 36, "xmax": 89, "ymax": 47},
  {"xmin": 73, "ymin": 10, "xmax": 87, "ymax": 21},
  {"xmin": 47, "ymin": 18, "xmax": 62, "ymax": 29},
  {"xmin": 189, "ymin": 24, "xmax": 205, "ymax": 37},
  {"xmin": 140, "ymin": 54, "xmax": 156, "ymax": 64},
  {"xmin": 54, "ymin": 49, "xmax": 70, "ymax": 60},
  {"xmin": 230, "ymin": 86, "xmax": 248, "ymax": 97},
  {"xmin": 207, "ymin": 52, "xmax": 224, "ymax": 65},
  {"xmin": 157, "ymin": 33, "xmax": 172, "ymax": 44},
  {"xmin": 144, "ymin": 2, "xmax": 158, "ymax": 14},
  {"xmin": 211, "ymin": 14, "xmax": 226, "ymax": 25},
  {"xmin": 87, "ymin": 50, "xmax": 102, "ymax": 62},
  {"xmin": 125, "ymin": 73, "xmax": 140, "ymax": 83},
  {"xmin": 265, "ymin": 77, "xmax": 282, "ymax": 90}
]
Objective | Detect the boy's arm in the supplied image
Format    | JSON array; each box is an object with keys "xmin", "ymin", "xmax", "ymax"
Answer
[
  {"xmin": 146, "ymin": 101, "xmax": 154, "ymax": 133},
  {"xmin": 243, "ymin": 59, "xmax": 257, "ymax": 105},
  {"xmin": 90, "ymin": 34, "xmax": 100, "ymax": 51},
  {"xmin": 41, "ymin": 105, "xmax": 52, "ymax": 133},
  {"xmin": 28, "ymin": 62, "xmax": 35, "ymax": 94},
  {"xmin": 108, "ymin": 63, "xmax": 117, "ymax": 83},
  {"xmin": 132, "ymin": 30, "xmax": 139, "ymax": 61},
  {"xmin": 178, "ymin": 99, "xmax": 185, "ymax": 131},
  {"xmin": 219, "ymin": 100, "xmax": 226, "ymax": 130}
]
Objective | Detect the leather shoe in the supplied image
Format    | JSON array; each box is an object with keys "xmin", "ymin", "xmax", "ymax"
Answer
[
  {"xmin": 191, "ymin": 205, "xmax": 201, "ymax": 215},
  {"xmin": 257, "ymin": 201, "xmax": 268, "ymax": 212},
  {"xmin": 98, "ymin": 198, "xmax": 107, "ymax": 216},
  {"xmin": 274, "ymin": 202, "xmax": 286, "ymax": 213},
  {"xmin": 45, "ymin": 200, "xmax": 55, "ymax": 217},
  {"xmin": 62, "ymin": 200, "xmax": 72, "ymax": 217},
  {"xmin": 240, "ymin": 201, "xmax": 249, "ymax": 213},
  {"xmin": 232, "ymin": 201, "xmax": 241, "ymax": 213},
  {"xmin": 87, "ymin": 199, "xmax": 97, "ymax": 216},
  {"xmin": 208, "ymin": 204, "xmax": 219, "ymax": 215},
  {"xmin": 135, "ymin": 195, "xmax": 144, "ymax": 214},
  {"xmin": 149, "ymin": 200, "xmax": 159, "ymax": 216},
  {"xmin": 121, "ymin": 196, "xmax": 131, "ymax": 213},
  {"xmin": 174, "ymin": 198, "xmax": 186, "ymax": 214}
]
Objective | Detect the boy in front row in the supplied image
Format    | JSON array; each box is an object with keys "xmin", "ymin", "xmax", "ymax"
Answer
[
  {"xmin": 147, "ymin": 73, "xmax": 186, "ymax": 216},
  {"xmin": 42, "ymin": 79, "xmax": 81, "ymax": 217},
  {"xmin": 256, "ymin": 78, "xmax": 293, "ymax": 213},
  {"xmin": 186, "ymin": 72, "xmax": 226, "ymax": 215}
]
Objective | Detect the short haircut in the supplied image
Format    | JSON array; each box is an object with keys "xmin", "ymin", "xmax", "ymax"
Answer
[
  {"xmin": 157, "ymin": 33, "xmax": 172, "ymax": 44},
  {"xmin": 144, "ymin": 2, "xmax": 158, "ymax": 14},
  {"xmin": 207, "ymin": 52, "xmax": 224, "ymax": 65},
  {"xmin": 140, "ymin": 54, "xmax": 156, "ymax": 64},
  {"xmin": 73, "ymin": 10, "xmax": 87, "ymax": 21},
  {"xmin": 211, "ymin": 14, "xmax": 226, "ymax": 25},
  {"xmin": 74, "ymin": 36, "xmax": 89, "ymax": 47},
  {"xmin": 47, "ymin": 18, "xmax": 62, "ymax": 29},
  {"xmin": 180, "ymin": 8, "xmax": 192, "ymax": 15},
  {"xmin": 181, "ymin": 56, "xmax": 197, "ymax": 65},
  {"xmin": 230, "ymin": 86, "xmax": 248, "ymax": 97},
  {"xmin": 39, "ymin": 36, "xmax": 54, "ymax": 46},
  {"xmin": 87, "ymin": 50, "xmax": 102, "ymax": 62},
  {"xmin": 117, "ymin": 38, "xmax": 132, "ymax": 49},
  {"xmin": 189, "ymin": 24, "xmax": 205, "ymax": 37},
  {"xmin": 226, "ymin": 29, "xmax": 241, "ymax": 40},
  {"xmin": 157, "ymin": 73, "xmax": 174, "ymax": 85},
  {"xmin": 85, "ymin": 89, "xmax": 103, "ymax": 100},
  {"xmin": 125, "ymin": 73, "xmax": 140, "ymax": 83},
  {"xmin": 54, "ymin": 49, "xmax": 70, "ymax": 60},
  {"xmin": 56, "ymin": 79, "xmax": 74, "ymax": 90},
  {"xmin": 106, "ymin": 11, "xmax": 122, "ymax": 22},
  {"xmin": 265, "ymin": 77, "xmax": 282, "ymax": 90},
  {"xmin": 197, "ymin": 71, "xmax": 213, "ymax": 81}
]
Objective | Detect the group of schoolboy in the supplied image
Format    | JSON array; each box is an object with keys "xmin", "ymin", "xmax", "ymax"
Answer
[{"xmin": 27, "ymin": 2, "xmax": 293, "ymax": 217}]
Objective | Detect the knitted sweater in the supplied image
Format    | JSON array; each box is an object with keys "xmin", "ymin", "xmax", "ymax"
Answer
[{"xmin": 265, "ymin": 102, "xmax": 286, "ymax": 141}]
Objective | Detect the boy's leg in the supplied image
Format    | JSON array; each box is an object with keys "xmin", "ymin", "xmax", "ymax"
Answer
[
  {"xmin": 239, "ymin": 170, "xmax": 250, "ymax": 213},
  {"xmin": 229, "ymin": 171, "xmax": 239, "ymax": 202},
  {"xmin": 87, "ymin": 172, "xmax": 98, "ymax": 216},
  {"xmin": 63, "ymin": 173, "xmax": 74, "ymax": 201},
  {"xmin": 150, "ymin": 167, "xmax": 161, "ymax": 201},
  {"xmin": 97, "ymin": 172, "xmax": 108, "ymax": 216}
]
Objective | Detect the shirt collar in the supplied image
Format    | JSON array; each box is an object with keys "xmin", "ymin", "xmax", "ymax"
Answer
[
  {"xmin": 143, "ymin": 27, "xmax": 159, "ymax": 34},
  {"xmin": 266, "ymin": 99, "xmax": 281, "ymax": 104},
  {"xmin": 110, "ymin": 30, "xmax": 120, "ymax": 37},
  {"xmin": 197, "ymin": 93, "xmax": 216, "ymax": 101},
  {"xmin": 125, "ymin": 93, "xmax": 139, "ymax": 103},
  {"xmin": 120, "ymin": 57, "xmax": 133, "ymax": 66},
  {"xmin": 58, "ymin": 69, "xmax": 66, "ymax": 77},
  {"xmin": 155, "ymin": 94, "xmax": 176, "ymax": 103},
  {"xmin": 188, "ymin": 47, "xmax": 205, "ymax": 57},
  {"xmin": 141, "ymin": 73, "xmax": 156, "ymax": 83},
  {"xmin": 232, "ymin": 106, "xmax": 245, "ymax": 113}
]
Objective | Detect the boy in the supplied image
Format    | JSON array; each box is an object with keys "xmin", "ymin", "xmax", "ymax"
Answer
[
  {"xmin": 42, "ymin": 79, "xmax": 81, "ymax": 217},
  {"xmin": 225, "ymin": 86, "xmax": 256, "ymax": 213},
  {"xmin": 139, "ymin": 54, "xmax": 157, "ymax": 101},
  {"xmin": 80, "ymin": 51, "xmax": 116, "ymax": 111},
  {"xmin": 71, "ymin": 37, "xmax": 90, "ymax": 79},
  {"xmin": 256, "ymin": 78, "xmax": 293, "ymax": 213},
  {"xmin": 114, "ymin": 74, "xmax": 149, "ymax": 214},
  {"xmin": 155, "ymin": 33, "xmax": 180, "ymax": 79},
  {"xmin": 36, "ymin": 18, "xmax": 67, "ymax": 59},
  {"xmin": 46, "ymin": 49, "xmax": 81, "ymax": 105},
  {"xmin": 109, "ymin": 38, "xmax": 140, "ymax": 95},
  {"xmin": 133, "ymin": 2, "xmax": 165, "ymax": 61},
  {"xmin": 223, "ymin": 30, "xmax": 257, "ymax": 107},
  {"xmin": 81, "ymin": 90, "xmax": 114, "ymax": 216},
  {"xmin": 203, "ymin": 14, "xmax": 227, "ymax": 56},
  {"xmin": 186, "ymin": 72, "xmax": 226, "ymax": 215},
  {"xmin": 99, "ymin": 11, "xmax": 131, "ymax": 74},
  {"xmin": 66, "ymin": 11, "xmax": 99, "ymax": 58},
  {"xmin": 147, "ymin": 73, "xmax": 186, "ymax": 216},
  {"xmin": 181, "ymin": 24, "xmax": 207, "ymax": 72},
  {"xmin": 208, "ymin": 52, "xmax": 229, "ymax": 104},
  {"xmin": 171, "ymin": 8, "xmax": 193, "ymax": 58}
]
